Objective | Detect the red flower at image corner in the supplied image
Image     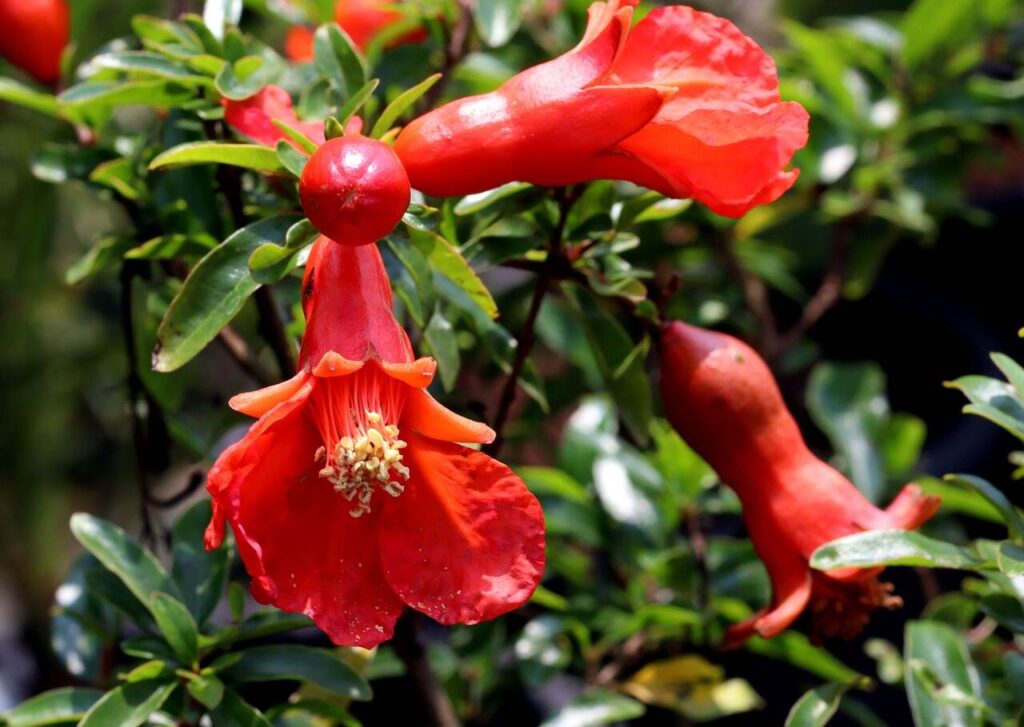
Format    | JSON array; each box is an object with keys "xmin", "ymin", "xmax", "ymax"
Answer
[
  {"xmin": 204, "ymin": 238, "xmax": 545, "ymax": 647},
  {"xmin": 284, "ymin": 0, "xmax": 428, "ymax": 62},
  {"xmin": 394, "ymin": 0, "xmax": 810, "ymax": 218},
  {"xmin": 659, "ymin": 322, "xmax": 941, "ymax": 645},
  {"xmin": 0, "ymin": 0, "xmax": 69, "ymax": 84}
]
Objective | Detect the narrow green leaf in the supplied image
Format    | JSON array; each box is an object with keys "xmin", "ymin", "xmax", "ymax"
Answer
[
  {"xmin": 212, "ymin": 689, "xmax": 272, "ymax": 727},
  {"xmin": 89, "ymin": 51, "xmax": 206, "ymax": 82},
  {"xmin": 78, "ymin": 680, "xmax": 178, "ymax": 727},
  {"xmin": 153, "ymin": 215, "xmax": 300, "ymax": 371},
  {"xmin": 475, "ymin": 0, "xmax": 525, "ymax": 47},
  {"xmin": 408, "ymin": 226, "xmax": 497, "ymax": 319},
  {"xmin": 150, "ymin": 592, "xmax": 200, "ymax": 666},
  {"xmin": 746, "ymin": 632, "xmax": 866, "ymax": 685},
  {"xmin": 5, "ymin": 687, "xmax": 104, "ymax": 727},
  {"xmin": 786, "ymin": 682, "xmax": 861, "ymax": 727},
  {"xmin": 454, "ymin": 182, "xmax": 532, "ymax": 216},
  {"xmin": 540, "ymin": 690, "xmax": 645, "ymax": 727},
  {"xmin": 424, "ymin": 308, "xmax": 460, "ymax": 391},
  {"xmin": 184, "ymin": 672, "xmax": 225, "ymax": 709},
  {"xmin": 944, "ymin": 474, "xmax": 1024, "ymax": 540},
  {"xmin": 992, "ymin": 352, "xmax": 1024, "ymax": 397},
  {"xmin": 69, "ymin": 513, "xmax": 181, "ymax": 613},
  {"xmin": 220, "ymin": 645, "xmax": 372, "ymax": 700},
  {"xmin": 370, "ymin": 73, "xmax": 441, "ymax": 138},
  {"xmin": 902, "ymin": 0, "xmax": 976, "ymax": 68},
  {"xmin": 65, "ymin": 236, "xmax": 135, "ymax": 285},
  {"xmin": 0, "ymin": 77, "xmax": 60, "ymax": 116},
  {"xmin": 811, "ymin": 530, "xmax": 988, "ymax": 571},
  {"xmin": 59, "ymin": 80, "xmax": 195, "ymax": 110},
  {"xmin": 313, "ymin": 23, "xmax": 368, "ymax": 98},
  {"xmin": 275, "ymin": 139, "xmax": 308, "ymax": 176},
  {"xmin": 904, "ymin": 621, "xmax": 983, "ymax": 727},
  {"xmin": 336, "ymin": 78, "xmax": 379, "ymax": 127},
  {"xmin": 270, "ymin": 118, "xmax": 320, "ymax": 154},
  {"xmin": 150, "ymin": 142, "xmax": 285, "ymax": 173}
]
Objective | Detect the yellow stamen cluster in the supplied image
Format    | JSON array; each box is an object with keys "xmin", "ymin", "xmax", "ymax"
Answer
[{"xmin": 315, "ymin": 411, "xmax": 410, "ymax": 517}]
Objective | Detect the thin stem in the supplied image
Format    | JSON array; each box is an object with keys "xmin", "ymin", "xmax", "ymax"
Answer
[
  {"xmin": 423, "ymin": 0, "xmax": 473, "ymax": 110},
  {"xmin": 684, "ymin": 504, "xmax": 710, "ymax": 616},
  {"xmin": 714, "ymin": 230, "xmax": 779, "ymax": 353},
  {"xmin": 393, "ymin": 613, "xmax": 461, "ymax": 727},
  {"xmin": 217, "ymin": 326, "xmax": 273, "ymax": 386}
]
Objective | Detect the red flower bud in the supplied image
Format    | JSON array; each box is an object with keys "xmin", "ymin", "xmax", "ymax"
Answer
[
  {"xmin": 394, "ymin": 0, "xmax": 809, "ymax": 218},
  {"xmin": 335, "ymin": 0, "xmax": 427, "ymax": 50},
  {"xmin": 659, "ymin": 321, "xmax": 940, "ymax": 644},
  {"xmin": 299, "ymin": 135, "xmax": 411, "ymax": 246},
  {"xmin": 0, "ymin": 0, "xmax": 69, "ymax": 84}
]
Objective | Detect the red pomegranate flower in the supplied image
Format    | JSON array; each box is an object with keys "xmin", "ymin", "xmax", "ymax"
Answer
[
  {"xmin": 334, "ymin": 0, "xmax": 427, "ymax": 50},
  {"xmin": 222, "ymin": 86, "xmax": 326, "ymax": 148},
  {"xmin": 205, "ymin": 239, "xmax": 545, "ymax": 647},
  {"xmin": 659, "ymin": 321, "xmax": 940, "ymax": 645},
  {"xmin": 0, "ymin": 0, "xmax": 69, "ymax": 84},
  {"xmin": 394, "ymin": 0, "xmax": 809, "ymax": 218}
]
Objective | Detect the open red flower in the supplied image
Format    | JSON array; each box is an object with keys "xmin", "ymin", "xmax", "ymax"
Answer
[
  {"xmin": 659, "ymin": 321, "xmax": 940, "ymax": 645},
  {"xmin": 0, "ymin": 0, "xmax": 69, "ymax": 84},
  {"xmin": 222, "ymin": 85, "xmax": 326, "ymax": 148},
  {"xmin": 205, "ymin": 238, "xmax": 545, "ymax": 647},
  {"xmin": 394, "ymin": 0, "xmax": 809, "ymax": 218}
]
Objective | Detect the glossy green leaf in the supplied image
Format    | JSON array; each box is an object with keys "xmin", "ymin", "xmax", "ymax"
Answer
[
  {"xmin": 215, "ymin": 54, "xmax": 280, "ymax": 101},
  {"xmin": 89, "ymin": 51, "xmax": 206, "ymax": 82},
  {"xmin": 78, "ymin": 680, "xmax": 178, "ymax": 727},
  {"xmin": 211, "ymin": 689, "xmax": 272, "ymax": 727},
  {"xmin": 408, "ymin": 226, "xmax": 497, "ymax": 319},
  {"xmin": 313, "ymin": 23, "xmax": 368, "ymax": 98},
  {"xmin": 454, "ymin": 182, "xmax": 532, "ymax": 216},
  {"xmin": 208, "ymin": 610, "xmax": 313, "ymax": 649},
  {"xmin": 150, "ymin": 142, "xmax": 285, "ymax": 173},
  {"xmin": 65, "ymin": 236, "xmax": 135, "ymax": 285},
  {"xmin": 270, "ymin": 118, "xmax": 319, "ymax": 154},
  {"xmin": 904, "ymin": 621, "xmax": 983, "ymax": 727},
  {"xmin": 811, "ymin": 530, "xmax": 988, "ymax": 571},
  {"xmin": 184, "ymin": 672, "xmax": 225, "ymax": 709},
  {"xmin": 786, "ymin": 682, "xmax": 861, "ymax": 727},
  {"xmin": 746, "ymin": 632, "xmax": 866, "ymax": 685},
  {"xmin": 59, "ymin": 80, "xmax": 195, "ymax": 110},
  {"xmin": 540, "ymin": 690, "xmax": 645, "ymax": 727},
  {"xmin": 150, "ymin": 592, "xmax": 200, "ymax": 666},
  {"xmin": 902, "ymin": 0, "xmax": 976, "ymax": 69},
  {"xmin": 424, "ymin": 308, "xmax": 460, "ymax": 391},
  {"xmin": 335, "ymin": 78, "xmax": 379, "ymax": 127},
  {"xmin": 945, "ymin": 372, "xmax": 1024, "ymax": 443},
  {"xmin": 275, "ymin": 139, "xmax": 308, "ymax": 176},
  {"xmin": 69, "ymin": 513, "xmax": 181, "ymax": 614},
  {"xmin": 0, "ymin": 77, "xmax": 59, "ymax": 116},
  {"xmin": 369, "ymin": 73, "xmax": 441, "ymax": 138},
  {"xmin": 5, "ymin": 687, "xmax": 104, "ymax": 727},
  {"xmin": 944, "ymin": 474, "xmax": 1024, "ymax": 540},
  {"xmin": 126, "ymin": 234, "xmax": 217, "ymax": 261},
  {"xmin": 220, "ymin": 645, "xmax": 372, "ymax": 700},
  {"xmin": 153, "ymin": 215, "xmax": 299, "ymax": 371},
  {"xmin": 203, "ymin": 0, "xmax": 243, "ymax": 39},
  {"xmin": 806, "ymin": 362, "xmax": 888, "ymax": 503},
  {"xmin": 475, "ymin": 0, "xmax": 525, "ymax": 47}
]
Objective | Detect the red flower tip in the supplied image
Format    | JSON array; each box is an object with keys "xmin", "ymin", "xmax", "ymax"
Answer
[
  {"xmin": 0, "ymin": 0, "xmax": 69, "ymax": 84},
  {"xmin": 285, "ymin": 26, "xmax": 315, "ymax": 63},
  {"xmin": 222, "ymin": 85, "xmax": 326, "ymax": 148},
  {"xmin": 394, "ymin": 0, "xmax": 808, "ymax": 217},
  {"xmin": 659, "ymin": 321, "xmax": 940, "ymax": 645},
  {"xmin": 298, "ymin": 136, "xmax": 411, "ymax": 247},
  {"xmin": 206, "ymin": 241, "xmax": 541, "ymax": 646},
  {"xmin": 335, "ymin": 0, "xmax": 427, "ymax": 50}
]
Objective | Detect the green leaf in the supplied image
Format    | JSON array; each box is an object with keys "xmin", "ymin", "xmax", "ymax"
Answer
[
  {"xmin": 408, "ymin": 226, "xmax": 497, "ymax": 319},
  {"xmin": 747, "ymin": 632, "xmax": 866, "ymax": 685},
  {"xmin": 150, "ymin": 592, "xmax": 200, "ymax": 666},
  {"xmin": 271, "ymin": 118, "xmax": 319, "ymax": 154},
  {"xmin": 126, "ymin": 234, "xmax": 217, "ymax": 261},
  {"xmin": 424, "ymin": 308, "xmax": 460, "ymax": 391},
  {"xmin": 370, "ymin": 73, "xmax": 441, "ymax": 138},
  {"xmin": 474, "ymin": 0, "xmax": 525, "ymax": 47},
  {"xmin": 902, "ymin": 0, "xmax": 976, "ymax": 69},
  {"xmin": 904, "ymin": 621, "xmax": 983, "ymax": 727},
  {"xmin": 454, "ymin": 182, "xmax": 532, "ymax": 216},
  {"xmin": 786, "ymin": 682, "xmax": 862, "ymax": 727},
  {"xmin": 215, "ymin": 54, "xmax": 280, "ymax": 101},
  {"xmin": 78, "ymin": 680, "xmax": 178, "ymax": 727},
  {"xmin": 541, "ymin": 690, "xmax": 645, "ymax": 727},
  {"xmin": 89, "ymin": 51, "xmax": 207, "ymax": 82},
  {"xmin": 0, "ymin": 77, "xmax": 59, "ymax": 116},
  {"xmin": 211, "ymin": 689, "xmax": 272, "ymax": 727},
  {"xmin": 220, "ymin": 645, "xmax": 371, "ymax": 700},
  {"xmin": 171, "ymin": 500, "xmax": 228, "ymax": 626},
  {"xmin": 150, "ymin": 142, "xmax": 285, "ymax": 173},
  {"xmin": 336, "ymin": 78, "xmax": 379, "ymax": 127},
  {"xmin": 811, "ymin": 530, "xmax": 988, "ymax": 571},
  {"xmin": 944, "ymin": 474, "xmax": 1024, "ymax": 540},
  {"xmin": 89, "ymin": 158, "xmax": 145, "ymax": 200},
  {"xmin": 208, "ymin": 610, "xmax": 313, "ymax": 649},
  {"xmin": 65, "ymin": 235, "xmax": 135, "ymax": 285},
  {"xmin": 69, "ymin": 513, "xmax": 181, "ymax": 615},
  {"xmin": 806, "ymin": 362, "xmax": 888, "ymax": 503},
  {"xmin": 5, "ymin": 687, "xmax": 104, "ymax": 727},
  {"xmin": 275, "ymin": 139, "xmax": 308, "ymax": 177},
  {"xmin": 59, "ymin": 80, "xmax": 196, "ymax": 110},
  {"xmin": 203, "ymin": 0, "xmax": 243, "ymax": 39},
  {"xmin": 979, "ymin": 593, "xmax": 1024, "ymax": 632},
  {"xmin": 184, "ymin": 672, "xmax": 225, "ymax": 709},
  {"xmin": 153, "ymin": 215, "xmax": 300, "ymax": 371},
  {"xmin": 945, "ymin": 373, "xmax": 1024, "ymax": 443},
  {"xmin": 313, "ymin": 23, "xmax": 368, "ymax": 98}
]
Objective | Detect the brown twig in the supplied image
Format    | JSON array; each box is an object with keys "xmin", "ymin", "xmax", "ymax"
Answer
[
  {"xmin": 684, "ymin": 504, "xmax": 710, "ymax": 616},
  {"xmin": 485, "ymin": 189, "xmax": 576, "ymax": 456},
  {"xmin": 393, "ymin": 613, "xmax": 461, "ymax": 727},
  {"xmin": 714, "ymin": 229, "xmax": 780, "ymax": 353},
  {"xmin": 216, "ymin": 326, "xmax": 273, "ymax": 386},
  {"xmin": 423, "ymin": 0, "xmax": 474, "ymax": 110}
]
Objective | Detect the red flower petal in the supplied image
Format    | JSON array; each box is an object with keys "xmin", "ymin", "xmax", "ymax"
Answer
[
  {"xmin": 223, "ymin": 86, "xmax": 325, "ymax": 148},
  {"xmin": 299, "ymin": 239, "xmax": 415, "ymax": 367},
  {"xmin": 285, "ymin": 26, "xmax": 315, "ymax": 63},
  {"xmin": 379, "ymin": 435, "xmax": 545, "ymax": 624},
  {"xmin": 208, "ymin": 382, "xmax": 403, "ymax": 647},
  {"xmin": 402, "ymin": 389, "xmax": 495, "ymax": 444},
  {"xmin": 229, "ymin": 370, "xmax": 312, "ymax": 417}
]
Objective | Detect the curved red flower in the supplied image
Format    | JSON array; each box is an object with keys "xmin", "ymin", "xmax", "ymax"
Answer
[
  {"xmin": 205, "ymin": 238, "xmax": 545, "ymax": 647},
  {"xmin": 334, "ymin": 0, "xmax": 427, "ymax": 50},
  {"xmin": 394, "ymin": 0, "xmax": 809, "ymax": 218},
  {"xmin": 0, "ymin": 0, "xmax": 69, "ymax": 84},
  {"xmin": 222, "ymin": 85, "xmax": 326, "ymax": 148},
  {"xmin": 659, "ymin": 321, "xmax": 940, "ymax": 645}
]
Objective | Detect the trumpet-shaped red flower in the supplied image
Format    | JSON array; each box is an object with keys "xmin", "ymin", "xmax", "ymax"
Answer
[
  {"xmin": 334, "ymin": 0, "xmax": 427, "ymax": 50},
  {"xmin": 0, "ymin": 0, "xmax": 69, "ymax": 84},
  {"xmin": 223, "ymin": 86, "xmax": 326, "ymax": 148},
  {"xmin": 659, "ymin": 321, "xmax": 940, "ymax": 645},
  {"xmin": 394, "ymin": 0, "xmax": 809, "ymax": 218},
  {"xmin": 205, "ymin": 238, "xmax": 545, "ymax": 647}
]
